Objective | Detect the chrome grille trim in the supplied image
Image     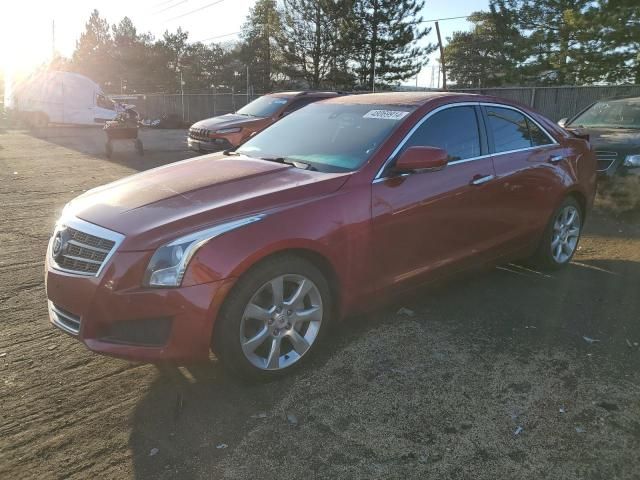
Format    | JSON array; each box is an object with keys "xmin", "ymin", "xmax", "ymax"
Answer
[
  {"xmin": 49, "ymin": 217, "xmax": 124, "ymax": 277},
  {"xmin": 189, "ymin": 127, "xmax": 211, "ymax": 141},
  {"xmin": 49, "ymin": 301, "xmax": 81, "ymax": 335}
]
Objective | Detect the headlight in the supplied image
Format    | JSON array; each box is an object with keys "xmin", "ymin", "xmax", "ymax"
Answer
[
  {"xmin": 143, "ymin": 215, "xmax": 264, "ymax": 287},
  {"xmin": 215, "ymin": 127, "xmax": 242, "ymax": 134},
  {"xmin": 623, "ymin": 154, "xmax": 640, "ymax": 168}
]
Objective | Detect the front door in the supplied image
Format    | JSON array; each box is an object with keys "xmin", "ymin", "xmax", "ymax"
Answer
[{"xmin": 372, "ymin": 104, "xmax": 497, "ymax": 293}]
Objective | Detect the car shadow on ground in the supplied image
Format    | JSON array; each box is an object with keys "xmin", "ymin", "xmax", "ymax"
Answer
[
  {"xmin": 128, "ymin": 256, "xmax": 640, "ymax": 479},
  {"xmin": 19, "ymin": 126, "xmax": 199, "ymax": 172}
]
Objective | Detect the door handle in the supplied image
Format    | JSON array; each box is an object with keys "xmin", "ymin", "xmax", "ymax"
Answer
[
  {"xmin": 470, "ymin": 174, "xmax": 495, "ymax": 186},
  {"xmin": 549, "ymin": 154, "xmax": 566, "ymax": 164}
]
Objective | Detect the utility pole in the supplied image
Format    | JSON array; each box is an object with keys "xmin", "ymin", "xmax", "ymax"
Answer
[
  {"xmin": 179, "ymin": 69, "xmax": 185, "ymax": 121},
  {"xmin": 246, "ymin": 65, "xmax": 249, "ymax": 105},
  {"xmin": 435, "ymin": 21, "xmax": 447, "ymax": 90}
]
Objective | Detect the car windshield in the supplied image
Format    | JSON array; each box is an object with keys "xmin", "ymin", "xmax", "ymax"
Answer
[
  {"xmin": 569, "ymin": 100, "xmax": 640, "ymax": 129},
  {"xmin": 236, "ymin": 96, "xmax": 289, "ymax": 117},
  {"xmin": 236, "ymin": 102, "xmax": 414, "ymax": 172}
]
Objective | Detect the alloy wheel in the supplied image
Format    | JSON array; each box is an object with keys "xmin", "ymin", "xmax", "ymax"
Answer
[
  {"xmin": 551, "ymin": 205, "xmax": 581, "ymax": 264},
  {"xmin": 239, "ymin": 274, "xmax": 323, "ymax": 371}
]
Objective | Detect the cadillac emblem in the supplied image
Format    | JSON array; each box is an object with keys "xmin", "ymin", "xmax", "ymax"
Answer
[{"xmin": 52, "ymin": 231, "xmax": 65, "ymax": 259}]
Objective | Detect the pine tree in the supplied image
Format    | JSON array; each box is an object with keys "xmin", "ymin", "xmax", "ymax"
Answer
[
  {"xmin": 445, "ymin": 2, "xmax": 526, "ymax": 87},
  {"xmin": 351, "ymin": 0, "xmax": 433, "ymax": 89},
  {"xmin": 278, "ymin": 0, "xmax": 343, "ymax": 89},
  {"xmin": 71, "ymin": 10, "xmax": 113, "ymax": 85},
  {"xmin": 240, "ymin": 0, "xmax": 282, "ymax": 93}
]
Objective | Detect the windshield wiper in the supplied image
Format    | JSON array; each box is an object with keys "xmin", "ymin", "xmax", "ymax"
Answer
[{"xmin": 260, "ymin": 157, "xmax": 317, "ymax": 171}]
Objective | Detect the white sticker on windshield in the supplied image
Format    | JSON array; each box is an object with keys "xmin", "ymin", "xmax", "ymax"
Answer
[
  {"xmin": 363, "ymin": 110, "xmax": 410, "ymax": 120},
  {"xmin": 272, "ymin": 99, "xmax": 288, "ymax": 104}
]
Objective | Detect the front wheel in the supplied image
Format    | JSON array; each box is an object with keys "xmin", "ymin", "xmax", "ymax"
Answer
[
  {"xmin": 530, "ymin": 196, "xmax": 583, "ymax": 270},
  {"xmin": 214, "ymin": 255, "xmax": 332, "ymax": 380}
]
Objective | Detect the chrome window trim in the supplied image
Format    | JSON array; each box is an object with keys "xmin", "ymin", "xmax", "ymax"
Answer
[
  {"xmin": 372, "ymin": 101, "xmax": 559, "ymax": 182},
  {"xmin": 49, "ymin": 216, "xmax": 125, "ymax": 278}
]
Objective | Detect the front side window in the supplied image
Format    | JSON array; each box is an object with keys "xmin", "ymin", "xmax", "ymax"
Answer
[
  {"xmin": 402, "ymin": 106, "xmax": 481, "ymax": 161},
  {"xmin": 282, "ymin": 97, "xmax": 319, "ymax": 115},
  {"xmin": 236, "ymin": 95, "xmax": 289, "ymax": 118},
  {"xmin": 237, "ymin": 102, "xmax": 414, "ymax": 172}
]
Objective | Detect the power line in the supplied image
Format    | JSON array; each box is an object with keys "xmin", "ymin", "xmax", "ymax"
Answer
[
  {"xmin": 154, "ymin": 0, "xmax": 188, "ymax": 15},
  {"xmin": 194, "ymin": 31, "xmax": 240, "ymax": 43},
  {"xmin": 154, "ymin": 0, "xmax": 182, "ymax": 8},
  {"xmin": 165, "ymin": 0, "xmax": 227, "ymax": 22},
  {"xmin": 419, "ymin": 15, "xmax": 471, "ymax": 23}
]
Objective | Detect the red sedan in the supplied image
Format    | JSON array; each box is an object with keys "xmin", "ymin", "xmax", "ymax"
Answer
[{"xmin": 45, "ymin": 92, "xmax": 596, "ymax": 379}]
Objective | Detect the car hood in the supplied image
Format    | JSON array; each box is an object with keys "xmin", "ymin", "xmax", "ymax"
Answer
[
  {"xmin": 571, "ymin": 127, "xmax": 640, "ymax": 150},
  {"xmin": 65, "ymin": 154, "xmax": 350, "ymax": 251},
  {"xmin": 191, "ymin": 114, "xmax": 266, "ymax": 131}
]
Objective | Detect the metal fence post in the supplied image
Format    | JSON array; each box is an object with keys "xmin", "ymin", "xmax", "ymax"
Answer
[{"xmin": 530, "ymin": 87, "xmax": 536, "ymax": 108}]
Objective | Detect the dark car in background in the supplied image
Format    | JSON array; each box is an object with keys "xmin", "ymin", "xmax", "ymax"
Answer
[
  {"xmin": 559, "ymin": 97, "xmax": 640, "ymax": 176},
  {"xmin": 188, "ymin": 91, "xmax": 341, "ymax": 153}
]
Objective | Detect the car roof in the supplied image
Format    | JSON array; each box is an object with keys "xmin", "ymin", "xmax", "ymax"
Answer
[
  {"xmin": 321, "ymin": 91, "xmax": 478, "ymax": 107},
  {"xmin": 268, "ymin": 91, "xmax": 342, "ymax": 99}
]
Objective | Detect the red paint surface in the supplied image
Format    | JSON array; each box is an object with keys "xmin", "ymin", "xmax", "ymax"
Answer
[{"xmin": 45, "ymin": 93, "xmax": 597, "ymax": 362}]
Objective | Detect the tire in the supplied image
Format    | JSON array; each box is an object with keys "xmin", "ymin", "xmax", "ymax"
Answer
[
  {"xmin": 105, "ymin": 140, "xmax": 113, "ymax": 158},
  {"xmin": 529, "ymin": 196, "xmax": 583, "ymax": 271},
  {"xmin": 213, "ymin": 255, "xmax": 333, "ymax": 380}
]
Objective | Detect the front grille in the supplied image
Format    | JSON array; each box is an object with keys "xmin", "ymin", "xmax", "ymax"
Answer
[
  {"xmin": 595, "ymin": 150, "xmax": 617, "ymax": 172},
  {"xmin": 50, "ymin": 220, "xmax": 122, "ymax": 277},
  {"xmin": 189, "ymin": 127, "xmax": 211, "ymax": 141},
  {"xmin": 49, "ymin": 302, "xmax": 81, "ymax": 335}
]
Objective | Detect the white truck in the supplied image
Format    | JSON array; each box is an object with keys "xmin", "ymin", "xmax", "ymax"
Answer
[{"xmin": 5, "ymin": 70, "xmax": 119, "ymax": 126}]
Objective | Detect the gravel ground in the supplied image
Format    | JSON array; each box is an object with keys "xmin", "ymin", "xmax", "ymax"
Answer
[{"xmin": 1, "ymin": 127, "xmax": 639, "ymax": 479}]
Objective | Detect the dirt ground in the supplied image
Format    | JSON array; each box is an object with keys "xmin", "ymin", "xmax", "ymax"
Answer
[{"xmin": 1, "ymin": 127, "xmax": 639, "ymax": 480}]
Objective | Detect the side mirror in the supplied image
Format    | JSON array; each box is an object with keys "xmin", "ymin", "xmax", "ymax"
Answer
[
  {"xmin": 394, "ymin": 146, "xmax": 449, "ymax": 173},
  {"xmin": 558, "ymin": 118, "xmax": 568, "ymax": 128}
]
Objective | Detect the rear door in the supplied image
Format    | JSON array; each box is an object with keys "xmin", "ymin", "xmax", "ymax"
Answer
[
  {"xmin": 372, "ymin": 104, "xmax": 497, "ymax": 293},
  {"xmin": 480, "ymin": 104, "xmax": 568, "ymax": 256}
]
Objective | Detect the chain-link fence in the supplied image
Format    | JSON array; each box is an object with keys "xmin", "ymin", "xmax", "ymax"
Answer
[
  {"xmin": 133, "ymin": 93, "xmax": 262, "ymax": 123},
  {"xmin": 129, "ymin": 85, "xmax": 640, "ymax": 124},
  {"xmin": 451, "ymin": 85, "xmax": 640, "ymax": 121}
]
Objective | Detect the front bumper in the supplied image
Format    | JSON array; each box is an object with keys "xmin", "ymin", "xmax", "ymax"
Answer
[
  {"xmin": 187, "ymin": 136, "xmax": 233, "ymax": 153},
  {"xmin": 45, "ymin": 252, "xmax": 234, "ymax": 363}
]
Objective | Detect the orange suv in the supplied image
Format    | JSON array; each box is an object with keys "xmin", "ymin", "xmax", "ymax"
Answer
[{"xmin": 188, "ymin": 91, "xmax": 342, "ymax": 153}]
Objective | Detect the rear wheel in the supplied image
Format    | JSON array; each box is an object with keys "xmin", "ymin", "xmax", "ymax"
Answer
[
  {"xmin": 530, "ymin": 196, "xmax": 583, "ymax": 270},
  {"xmin": 214, "ymin": 255, "xmax": 332, "ymax": 380}
]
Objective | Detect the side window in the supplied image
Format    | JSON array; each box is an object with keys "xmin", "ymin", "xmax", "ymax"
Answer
[
  {"xmin": 282, "ymin": 98, "xmax": 317, "ymax": 115},
  {"xmin": 96, "ymin": 94, "xmax": 115, "ymax": 111},
  {"xmin": 403, "ymin": 106, "xmax": 481, "ymax": 161},
  {"xmin": 486, "ymin": 106, "xmax": 531, "ymax": 153},
  {"xmin": 526, "ymin": 118, "xmax": 553, "ymax": 146}
]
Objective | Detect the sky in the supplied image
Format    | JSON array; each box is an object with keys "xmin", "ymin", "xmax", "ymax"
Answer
[{"xmin": 0, "ymin": 0, "xmax": 489, "ymax": 88}]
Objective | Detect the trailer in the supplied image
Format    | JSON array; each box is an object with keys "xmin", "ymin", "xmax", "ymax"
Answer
[{"xmin": 5, "ymin": 70, "xmax": 119, "ymax": 126}]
